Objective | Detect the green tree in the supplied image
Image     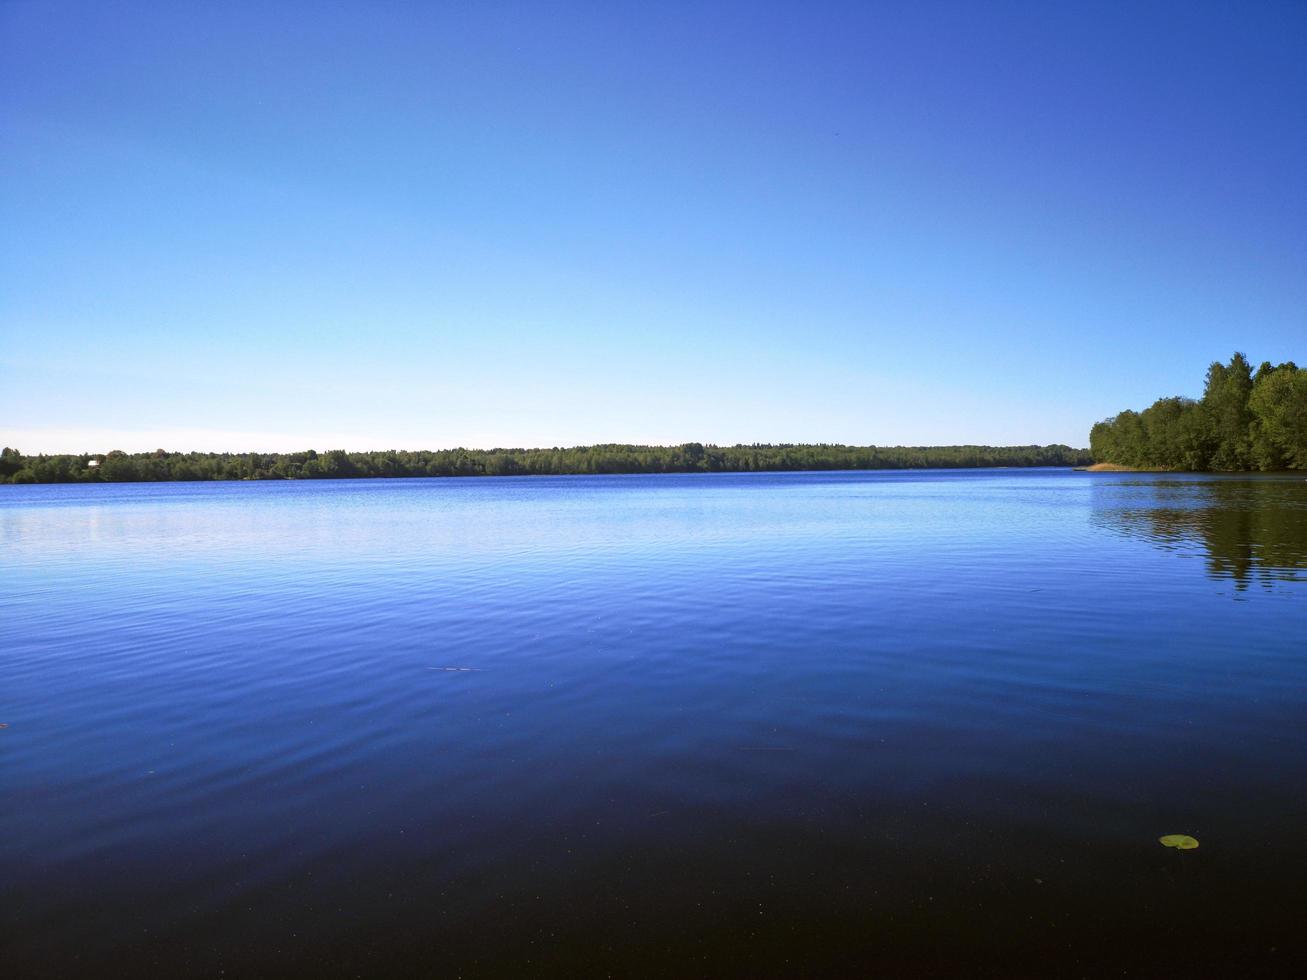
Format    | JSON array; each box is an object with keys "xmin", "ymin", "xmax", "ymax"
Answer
[
  {"xmin": 1202, "ymin": 352, "xmax": 1255, "ymax": 470},
  {"xmin": 1250, "ymin": 361, "xmax": 1307, "ymax": 469},
  {"xmin": 0, "ymin": 447, "xmax": 23, "ymax": 480}
]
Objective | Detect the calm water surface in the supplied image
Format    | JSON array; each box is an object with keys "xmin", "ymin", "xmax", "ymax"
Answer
[{"xmin": 3, "ymin": 470, "xmax": 1306, "ymax": 977}]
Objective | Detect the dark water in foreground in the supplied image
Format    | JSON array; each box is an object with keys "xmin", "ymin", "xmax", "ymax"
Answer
[{"xmin": 3, "ymin": 470, "xmax": 1306, "ymax": 978}]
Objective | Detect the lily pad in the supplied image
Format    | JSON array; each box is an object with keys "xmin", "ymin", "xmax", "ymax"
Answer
[{"xmin": 1159, "ymin": 834, "xmax": 1199, "ymax": 850}]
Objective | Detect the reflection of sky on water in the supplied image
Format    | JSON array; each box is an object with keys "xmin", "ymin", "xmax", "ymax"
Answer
[
  {"xmin": 1091, "ymin": 474, "xmax": 1307, "ymax": 589},
  {"xmin": 6, "ymin": 471, "xmax": 1307, "ymax": 977}
]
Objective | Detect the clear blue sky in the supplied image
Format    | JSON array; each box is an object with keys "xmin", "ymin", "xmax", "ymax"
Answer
[{"xmin": 2, "ymin": 1, "xmax": 1304, "ymax": 453}]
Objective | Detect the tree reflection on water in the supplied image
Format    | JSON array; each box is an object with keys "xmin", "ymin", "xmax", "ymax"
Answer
[{"xmin": 1091, "ymin": 475, "xmax": 1307, "ymax": 589}]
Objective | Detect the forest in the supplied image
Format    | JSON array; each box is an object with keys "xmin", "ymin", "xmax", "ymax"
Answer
[
  {"xmin": 1090, "ymin": 353, "xmax": 1307, "ymax": 471},
  {"xmin": 0, "ymin": 442, "xmax": 1091, "ymax": 484}
]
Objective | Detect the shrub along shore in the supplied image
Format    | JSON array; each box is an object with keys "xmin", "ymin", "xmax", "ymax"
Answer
[{"xmin": 0, "ymin": 443, "xmax": 1091, "ymax": 484}]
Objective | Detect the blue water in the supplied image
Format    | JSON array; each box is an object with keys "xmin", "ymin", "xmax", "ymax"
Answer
[{"xmin": 3, "ymin": 470, "xmax": 1306, "ymax": 977}]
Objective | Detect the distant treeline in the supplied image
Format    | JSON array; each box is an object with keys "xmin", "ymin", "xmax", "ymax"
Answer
[
  {"xmin": 1090, "ymin": 353, "xmax": 1307, "ymax": 471},
  {"xmin": 0, "ymin": 442, "xmax": 1091, "ymax": 484}
]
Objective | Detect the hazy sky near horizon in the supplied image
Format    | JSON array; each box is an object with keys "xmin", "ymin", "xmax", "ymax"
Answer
[{"xmin": 2, "ymin": 1, "xmax": 1304, "ymax": 453}]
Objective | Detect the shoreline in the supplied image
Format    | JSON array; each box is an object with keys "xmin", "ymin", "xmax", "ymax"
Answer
[
  {"xmin": 1076, "ymin": 463, "xmax": 1307, "ymax": 475},
  {"xmin": 3, "ymin": 463, "xmax": 1090, "ymax": 487}
]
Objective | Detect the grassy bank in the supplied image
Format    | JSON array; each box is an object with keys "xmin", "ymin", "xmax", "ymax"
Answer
[{"xmin": 1078, "ymin": 462, "xmax": 1171, "ymax": 472}]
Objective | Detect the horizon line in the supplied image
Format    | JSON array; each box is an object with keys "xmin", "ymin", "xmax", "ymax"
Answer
[{"xmin": 4, "ymin": 440, "xmax": 1090, "ymax": 457}]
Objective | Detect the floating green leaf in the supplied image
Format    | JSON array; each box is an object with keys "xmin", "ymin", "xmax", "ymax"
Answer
[{"xmin": 1159, "ymin": 834, "xmax": 1199, "ymax": 850}]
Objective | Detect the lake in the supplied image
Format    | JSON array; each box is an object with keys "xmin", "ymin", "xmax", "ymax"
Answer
[{"xmin": 3, "ymin": 470, "xmax": 1305, "ymax": 977}]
